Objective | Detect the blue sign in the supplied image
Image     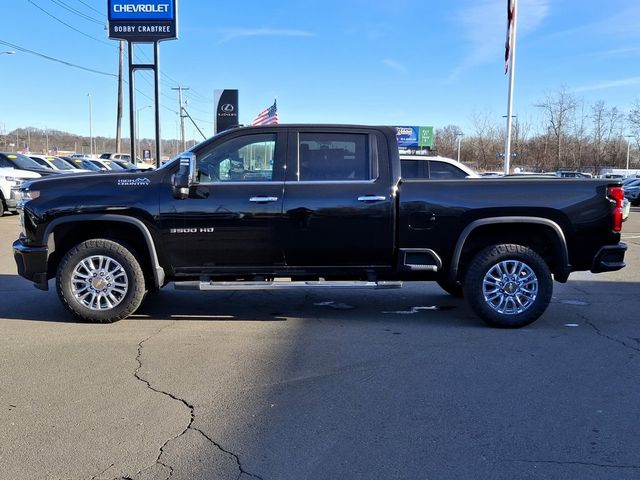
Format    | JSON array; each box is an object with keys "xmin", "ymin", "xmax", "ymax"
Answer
[
  {"xmin": 108, "ymin": 0, "xmax": 178, "ymax": 41},
  {"xmin": 109, "ymin": 0, "xmax": 175, "ymax": 21},
  {"xmin": 395, "ymin": 126, "xmax": 434, "ymax": 148},
  {"xmin": 395, "ymin": 126, "xmax": 419, "ymax": 148}
]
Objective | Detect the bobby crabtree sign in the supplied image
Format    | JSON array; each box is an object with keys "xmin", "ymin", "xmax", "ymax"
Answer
[{"xmin": 108, "ymin": 0, "xmax": 178, "ymax": 42}]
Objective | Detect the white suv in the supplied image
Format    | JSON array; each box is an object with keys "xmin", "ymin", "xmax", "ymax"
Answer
[{"xmin": 0, "ymin": 167, "xmax": 41, "ymax": 216}]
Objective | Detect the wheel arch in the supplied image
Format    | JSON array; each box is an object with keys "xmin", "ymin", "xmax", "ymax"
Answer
[
  {"xmin": 449, "ymin": 217, "xmax": 570, "ymax": 284},
  {"xmin": 43, "ymin": 214, "xmax": 165, "ymax": 289}
]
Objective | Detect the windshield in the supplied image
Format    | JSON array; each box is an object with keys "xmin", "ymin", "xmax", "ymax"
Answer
[
  {"xmin": 6, "ymin": 153, "xmax": 43, "ymax": 170},
  {"xmin": 30, "ymin": 157, "xmax": 53, "ymax": 169},
  {"xmin": 113, "ymin": 160, "xmax": 137, "ymax": 170},
  {"xmin": 99, "ymin": 153, "xmax": 111, "ymax": 159},
  {"xmin": 80, "ymin": 160, "xmax": 102, "ymax": 171},
  {"xmin": 103, "ymin": 160, "xmax": 126, "ymax": 170},
  {"xmin": 50, "ymin": 157, "xmax": 75, "ymax": 170}
]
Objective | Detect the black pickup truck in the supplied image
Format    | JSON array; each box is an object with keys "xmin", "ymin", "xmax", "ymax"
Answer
[{"xmin": 13, "ymin": 125, "xmax": 627, "ymax": 327}]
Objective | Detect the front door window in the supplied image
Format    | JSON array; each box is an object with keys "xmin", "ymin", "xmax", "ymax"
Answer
[{"xmin": 197, "ymin": 134, "xmax": 277, "ymax": 183}]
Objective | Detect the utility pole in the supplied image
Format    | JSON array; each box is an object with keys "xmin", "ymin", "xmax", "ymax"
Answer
[
  {"xmin": 625, "ymin": 135, "xmax": 634, "ymax": 175},
  {"xmin": 172, "ymin": 86, "xmax": 189, "ymax": 152},
  {"xmin": 88, "ymin": 93, "xmax": 93, "ymax": 156},
  {"xmin": 116, "ymin": 41, "xmax": 124, "ymax": 153}
]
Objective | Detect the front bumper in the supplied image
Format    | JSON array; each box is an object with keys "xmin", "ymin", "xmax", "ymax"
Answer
[
  {"xmin": 13, "ymin": 239, "xmax": 49, "ymax": 290},
  {"xmin": 591, "ymin": 243, "xmax": 627, "ymax": 273},
  {"xmin": 5, "ymin": 187, "xmax": 21, "ymax": 210}
]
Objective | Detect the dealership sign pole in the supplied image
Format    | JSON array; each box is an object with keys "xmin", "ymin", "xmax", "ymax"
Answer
[{"xmin": 107, "ymin": 0, "xmax": 178, "ymax": 167}]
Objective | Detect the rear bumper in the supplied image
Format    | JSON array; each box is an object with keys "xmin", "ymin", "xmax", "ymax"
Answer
[
  {"xmin": 13, "ymin": 240, "xmax": 49, "ymax": 290},
  {"xmin": 591, "ymin": 243, "xmax": 627, "ymax": 273}
]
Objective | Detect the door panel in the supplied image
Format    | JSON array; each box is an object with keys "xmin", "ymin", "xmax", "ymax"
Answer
[
  {"xmin": 158, "ymin": 131, "xmax": 286, "ymax": 270},
  {"xmin": 282, "ymin": 130, "xmax": 395, "ymax": 267}
]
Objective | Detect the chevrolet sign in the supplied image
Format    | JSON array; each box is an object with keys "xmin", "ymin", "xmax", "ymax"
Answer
[
  {"xmin": 109, "ymin": 0, "xmax": 174, "ymax": 20},
  {"xmin": 108, "ymin": 0, "xmax": 178, "ymax": 41}
]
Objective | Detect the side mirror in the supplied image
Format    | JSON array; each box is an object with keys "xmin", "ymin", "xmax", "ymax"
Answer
[{"xmin": 172, "ymin": 152, "xmax": 197, "ymax": 199}]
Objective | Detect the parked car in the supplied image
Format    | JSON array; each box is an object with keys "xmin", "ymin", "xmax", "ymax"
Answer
[
  {"xmin": 623, "ymin": 179, "xmax": 640, "ymax": 206},
  {"xmin": 99, "ymin": 152, "xmax": 132, "ymax": 161},
  {"xmin": 400, "ymin": 155, "xmax": 479, "ymax": 179},
  {"xmin": 58, "ymin": 156, "xmax": 89, "ymax": 170},
  {"xmin": 111, "ymin": 159, "xmax": 141, "ymax": 171},
  {"xmin": 555, "ymin": 170, "xmax": 592, "ymax": 178},
  {"xmin": 29, "ymin": 155, "xmax": 91, "ymax": 174},
  {"xmin": 0, "ymin": 152, "xmax": 61, "ymax": 176},
  {"xmin": 0, "ymin": 167, "xmax": 40, "ymax": 216},
  {"xmin": 100, "ymin": 152, "xmax": 154, "ymax": 170},
  {"xmin": 92, "ymin": 159, "xmax": 130, "ymax": 171}
]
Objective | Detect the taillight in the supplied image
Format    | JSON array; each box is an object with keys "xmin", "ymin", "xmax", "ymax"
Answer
[{"xmin": 608, "ymin": 186, "xmax": 624, "ymax": 233}]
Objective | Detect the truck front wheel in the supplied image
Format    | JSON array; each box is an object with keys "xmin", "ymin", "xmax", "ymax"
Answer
[
  {"xmin": 56, "ymin": 239, "xmax": 146, "ymax": 323},
  {"xmin": 464, "ymin": 244, "xmax": 552, "ymax": 328}
]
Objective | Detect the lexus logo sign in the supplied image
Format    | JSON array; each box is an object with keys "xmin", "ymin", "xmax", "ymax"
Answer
[{"xmin": 221, "ymin": 104, "xmax": 235, "ymax": 113}]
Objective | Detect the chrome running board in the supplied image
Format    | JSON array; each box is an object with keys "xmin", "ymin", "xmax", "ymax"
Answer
[{"xmin": 174, "ymin": 279, "xmax": 403, "ymax": 291}]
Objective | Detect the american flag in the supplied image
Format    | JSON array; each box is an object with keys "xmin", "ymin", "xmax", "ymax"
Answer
[
  {"xmin": 505, "ymin": 0, "xmax": 516, "ymax": 74},
  {"xmin": 251, "ymin": 100, "xmax": 279, "ymax": 126}
]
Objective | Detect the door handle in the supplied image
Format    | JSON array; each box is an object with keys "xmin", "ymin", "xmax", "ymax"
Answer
[
  {"xmin": 358, "ymin": 195, "xmax": 386, "ymax": 202},
  {"xmin": 249, "ymin": 196, "xmax": 279, "ymax": 203}
]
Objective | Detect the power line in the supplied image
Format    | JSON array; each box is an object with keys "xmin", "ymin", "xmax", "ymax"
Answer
[
  {"xmin": 73, "ymin": 0, "xmax": 104, "ymax": 17},
  {"xmin": 0, "ymin": 38, "xmax": 116, "ymax": 77},
  {"xmin": 49, "ymin": 0, "xmax": 104, "ymax": 25},
  {"xmin": 26, "ymin": 0, "xmax": 114, "ymax": 48},
  {"xmin": 135, "ymin": 49, "xmax": 213, "ymax": 102},
  {"xmin": 31, "ymin": 0, "xmax": 214, "ymax": 108}
]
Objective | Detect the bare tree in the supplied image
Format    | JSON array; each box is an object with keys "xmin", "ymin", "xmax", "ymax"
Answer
[
  {"xmin": 434, "ymin": 125, "xmax": 462, "ymax": 159},
  {"xmin": 470, "ymin": 112, "xmax": 500, "ymax": 171},
  {"xmin": 535, "ymin": 87, "xmax": 577, "ymax": 170},
  {"xmin": 627, "ymin": 98, "xmax": 640, "ymax": 156},
  {"xmin": 605, "ymin": 106, "xmax": 625, "ymax": 167},
  {"xmin": 569, "ymin": 99, "xmax": 588, "ymax": 170}
]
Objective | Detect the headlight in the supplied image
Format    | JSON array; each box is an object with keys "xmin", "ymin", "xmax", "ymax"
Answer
[
  {"xmin": 5, "ymin": 176, "xmax": 22, "ymax": 183},
  {"xmin": 21, "ymin": 189, "xmax": 40, "ymax": 201}
]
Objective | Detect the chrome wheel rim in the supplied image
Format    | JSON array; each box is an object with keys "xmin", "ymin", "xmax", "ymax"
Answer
[
  {"xmin": 482, "ymin": 260, "xmax": 538, "ymax": 315},
  {"xmin": 71, "ymin": 255, "xmax": 128, "ymax": 310}
]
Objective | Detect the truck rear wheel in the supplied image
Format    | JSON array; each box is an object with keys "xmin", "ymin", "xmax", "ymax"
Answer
[
  {"xmin": 464, "ymin": 244, "xmax": 552, "ymax": 328},
  {"xmin": 56, "ymin": 239, "xmax": 146, "ymax": 323}
]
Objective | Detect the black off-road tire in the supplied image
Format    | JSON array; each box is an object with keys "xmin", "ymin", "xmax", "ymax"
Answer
[
  {"xmin": 436, "ymin": 278, "xmax": 464, "ymax": 298},
  {"xmin": 56, "ymin": 239, "xmax": 146, "ymax": 323},
  {"xmin": 0, "ymin": 197, "xmax": 5, "ymax": 216},
  {"xmin": 464, "ymin": 244, "xmax": 553, "ymax": 328}
]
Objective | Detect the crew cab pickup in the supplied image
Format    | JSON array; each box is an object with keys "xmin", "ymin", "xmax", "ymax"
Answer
[{"xmin": 13, "ymin": 125, "xmax": 627, "ymax": 327}]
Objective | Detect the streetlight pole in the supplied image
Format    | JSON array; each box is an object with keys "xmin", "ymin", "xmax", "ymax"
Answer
[
  {"xmin": 455, "ymin": 132, "xmax": 464, "ymax": 163},
  {"xmin": 87, "ymin": 93, "xmax": 93, "ymax": 157},
  {"xmin": 625, "ymin": 135, "xmax": 634, "ymax": 176},
  {"xmin": 136, "ymin": 105, "xmax": 152, "ymax": 162}
]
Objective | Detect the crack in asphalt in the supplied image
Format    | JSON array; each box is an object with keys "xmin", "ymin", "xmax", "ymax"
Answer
[
  {"xmin": 508, "ymin": 459, "xmax": 640, "ymax": 469},
  {"xmin": 580, "ymin": 315, "xmax": 640, "ymax": 353},
  {"xmin": 90, "ymin": 463, "xmax": 114, "ymax": 479},
  {"xmin": 128, "ymin": 322, "xmax": 264, "ymax": 480}
]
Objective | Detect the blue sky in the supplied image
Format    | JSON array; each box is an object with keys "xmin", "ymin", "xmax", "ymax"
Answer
[{"xmin": 1, "ymin": 0, "xmax": 640, "ymax": 141}]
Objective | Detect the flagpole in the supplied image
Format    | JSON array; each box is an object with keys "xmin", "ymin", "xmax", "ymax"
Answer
[{"xmin": 504, "ymin": 0, "xmax": 518, "ymax": 175}]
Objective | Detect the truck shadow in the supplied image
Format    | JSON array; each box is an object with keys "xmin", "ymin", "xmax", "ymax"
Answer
[
  {"xmin": 0, "ymin": 274, "xmax": 473, "ymax": 325},
  {"xmin": 131, "ymin": 286, "xmax": 474, "ymax": 327},
  {"xmin": 1, "ymin": 274, "xmax": 637, "ymax": 328}
]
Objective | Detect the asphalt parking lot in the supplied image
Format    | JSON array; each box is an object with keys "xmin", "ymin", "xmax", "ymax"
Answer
[{"xmin": 0, "ymin": 210, "xmax": 639, "ymax": 480}]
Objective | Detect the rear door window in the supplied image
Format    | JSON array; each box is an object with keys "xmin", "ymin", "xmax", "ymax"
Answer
[
  {"xmin": 428, "ymin": 161, "xmax": 468, "ymax": 179},
  {"xmin": 298, "ymin": 133, "xmax": 372, "ymax": 181}
]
